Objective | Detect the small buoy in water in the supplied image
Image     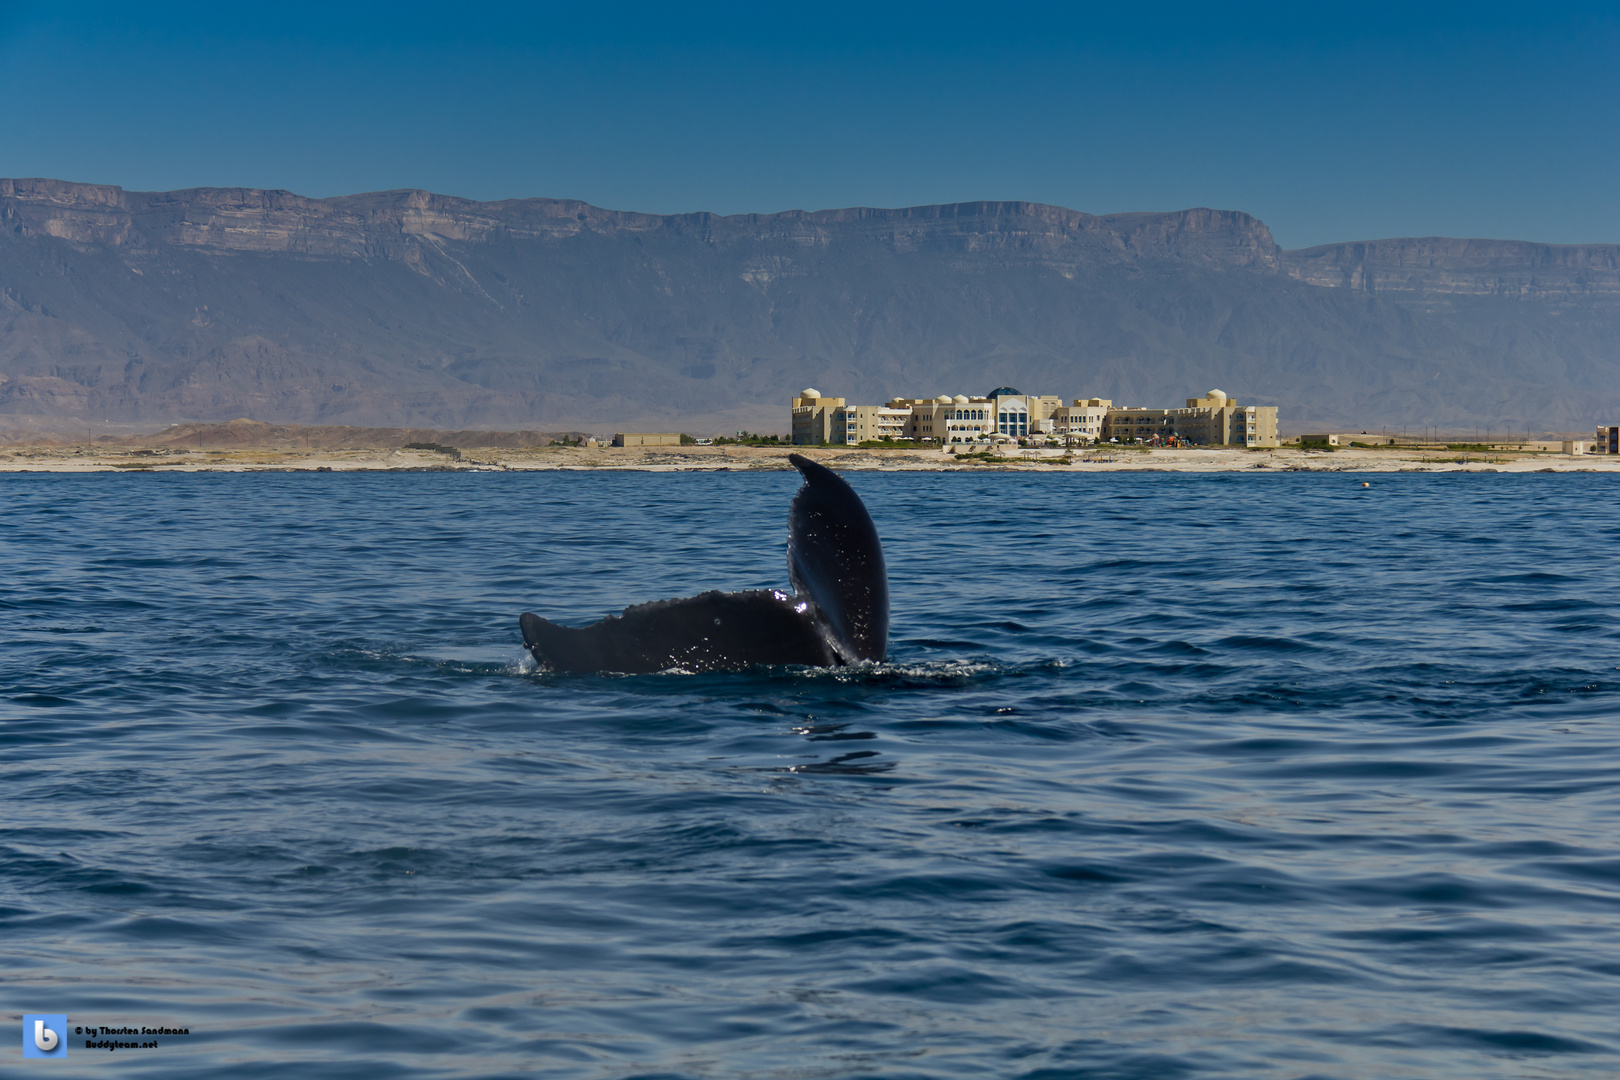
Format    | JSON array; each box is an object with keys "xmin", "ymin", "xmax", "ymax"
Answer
[{"xmin": 1361, "ymin": 481, "xmax": 1371, "ymax": 488}]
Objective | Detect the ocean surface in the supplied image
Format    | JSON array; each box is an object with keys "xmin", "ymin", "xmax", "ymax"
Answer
[{"xmin": 4, "ymin": 469, "xmax": 1620, "ymax": 1078}]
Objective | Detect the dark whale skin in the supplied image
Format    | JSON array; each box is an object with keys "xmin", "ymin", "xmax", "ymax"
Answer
[
  {"xmin": 519, "ymin": 590, "xmax": 836, "ymax": 674},
  {"xmin": 519, "ymin": 453, "xmax": 887, "ymax": 674}
]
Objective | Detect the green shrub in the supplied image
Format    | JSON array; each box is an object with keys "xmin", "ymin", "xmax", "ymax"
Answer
[{"xmin": 712, "ymin": 431, "xmax": 785, "ymax": 446}]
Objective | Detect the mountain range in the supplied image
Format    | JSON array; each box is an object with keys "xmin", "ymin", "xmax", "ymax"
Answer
[{"xmin": 3, "ymin": 177, "xmax": 1617, "ymax": 436}]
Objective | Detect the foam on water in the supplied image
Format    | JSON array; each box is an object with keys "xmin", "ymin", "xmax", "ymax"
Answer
[{"xmin": 3, "ymin": 470, "xmax": 1620, "ymax": 1078}]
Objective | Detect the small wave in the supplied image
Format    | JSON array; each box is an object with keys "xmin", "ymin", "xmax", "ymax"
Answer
[
  {"xmin": 1214, "ymin": 634, "xmax": 1325, "ymax": 653},
  {"xmin": 785, "ymin": 657, "xmax": 1007, "ymax": 685},
  {"xmin": 329, "ymin": 644, "xmax": 531, "ymax": 679},
  {"xmin": 513, "ymin": 656, "xmax": 1009, "ymax": 685},
  {"xmin": 780, "ymin": 749, "xmax": 895, "ymax": 775}
]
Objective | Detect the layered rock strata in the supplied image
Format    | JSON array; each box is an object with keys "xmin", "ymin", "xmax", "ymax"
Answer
[{"xmin": 2, "ymin": 178, "xmax": 1617, "ymax": 432}]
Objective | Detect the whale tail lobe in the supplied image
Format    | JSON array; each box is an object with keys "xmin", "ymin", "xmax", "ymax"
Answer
[{"xmin": 785, "ymin": 453, "xmax": 888, "ymax": 663}]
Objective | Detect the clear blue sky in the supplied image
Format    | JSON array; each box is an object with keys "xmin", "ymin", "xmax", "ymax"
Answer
[{"xmin": 2, "ymin": 1, "xmax": 1615, "ymax": 248}]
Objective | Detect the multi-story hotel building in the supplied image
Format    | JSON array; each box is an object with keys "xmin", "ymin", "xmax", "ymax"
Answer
[
  {"xmin": 791, "ymin": 386, "xmax": 1279, "ymax": 447},
  {"xmin": 1098, "ymin": 391, "xmax": 1276, "ymax": 446},
  {"xmin": 1172, "ymin": 389, "xmax": 1278, "ymax": 446},
  {"xmin": 791, "ymin": 389, "xmax": 845, "ymax": 444},
  {"xmin": 1051, "ymin": 400, "xmax": 1113, "ymax": 441},
  {"xmin": 884, "ymin": 389, "xmax": 1068, "ymax": 441},
  {"xmin": 884, "ymin": 395, "xmax": 997, "ymax": 442},
  {"xmin": 1100, "ymin": 406, "xmax": 1177, "ymax": 443},
  {"xmin": 836, "ymin": 403, "xmax": 913, "ymax": 443}
]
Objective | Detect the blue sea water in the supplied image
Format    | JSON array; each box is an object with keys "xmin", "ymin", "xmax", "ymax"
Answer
[{"xmin": 3, "ymin": 469, "xmax": 1620, "ymax": 1078}]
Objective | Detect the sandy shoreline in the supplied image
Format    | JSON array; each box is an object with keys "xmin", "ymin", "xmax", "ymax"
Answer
[{"xmin": 2, "ymin": 443, "xmax": 1615, "ymax": 473}]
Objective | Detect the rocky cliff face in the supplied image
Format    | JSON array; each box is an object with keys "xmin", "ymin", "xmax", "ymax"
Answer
[
  {"xmin": 1, "ymin": 179, "xmax": 1615, "ymax": 433},
  {"xmin": 1285, "ymin": 236, "xmax": 1620, "ymax": 303},
  {"xmin": 0, "ymin": 179, "xmax": 1282, "ymax": 267}
]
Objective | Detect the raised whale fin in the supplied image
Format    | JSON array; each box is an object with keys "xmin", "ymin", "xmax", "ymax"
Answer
[
  {"xmin": 520, "ymin": 590, "xmax": 836, "ymax": 674},
  {"xmin": 786, "ymin": 453, "xmax": 888, "ymax": 663}
]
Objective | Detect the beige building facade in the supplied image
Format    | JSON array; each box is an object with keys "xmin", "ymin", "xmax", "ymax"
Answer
[
  {"xmin": 791, "ymin": 389, "xmax": 846, "ymax": 445},
  {"xmin": 832, "ymin": 403, "xmax": 913, "ymax": 443},
  {"xmin": 1050, "ymin": 399, "xmax": 1112, "ymax": 442},
  {"xmin": 1101, "ymin": 407, "xmax": 1176, "ymax": 443},
  {"xmin": 983, "ymin": 387, "xmax": 1064, "ymax": 439},
  {"xmin": 1173, "ymin": 390, "xmax": 1278, "ymax": 447},
  {"xmin": 1100, "ymin": 391, "xmax": 1278, "ymax": 447},
  {"xmin": 883, "ymin": 395, "xmax": 998, "ymax": 444},
  {"xmin": 790, "ymin": 386, "xmax": 1280, "ymax": 447}
]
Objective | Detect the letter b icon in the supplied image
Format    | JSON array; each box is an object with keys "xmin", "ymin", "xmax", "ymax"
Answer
[{"xmin": 23, "ymin": 1014, "xmax": 66, "ymax": 1058}]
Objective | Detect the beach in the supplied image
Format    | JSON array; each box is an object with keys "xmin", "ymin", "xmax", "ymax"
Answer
[{"xmin": 3, "ymin": 440, "xmax": 1615, "ymax": 473}]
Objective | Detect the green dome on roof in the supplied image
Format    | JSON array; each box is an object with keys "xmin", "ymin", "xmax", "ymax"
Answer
[{"xmin": 987, "ymin": 386, "xmax": 1023, "ymax": 397}]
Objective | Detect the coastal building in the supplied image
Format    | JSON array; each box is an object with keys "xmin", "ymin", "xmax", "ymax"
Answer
[
  {"xmin": 832, "ymin": 403, "xmax": 912, "ymax": 443},
  {"xmin": 1101, "ymin": 406, "xmax": 1176, "ymax": 443},
  {"xmin": 984, "ymin": 387, "xmax": 1065, "ymax": 438},
  {"xmin": 790, "ymin": 386, "xmax": 1280, "ymax": 448},
  {"xmin": 884, "ymin": 397, "xmax": 943, "ymax": 441},
  {"xmin": 1100, "ymin": 392, "xmax": 1278, "ymax": 448},
  {"xmin": 791, "ymin": 389, "xmax": 846, "ymax": 444},
  {"xmin": 1172, "ymin": 389, "xmax": 1278, "ymax": 447},
  {"xmin": 884, "ymin": 395, "xmax": 997, "ymax": 444},
  {"xmin": 939, "ymin": 396, "xmax": 997, "ymax": 443},
  {"xmin": 1596, "ymin": 426, "xmax": 1620, "ymax": 454},
  {"xmin": 1051, "ymin": 400, "xmax": 1112, "ymax": 442}
]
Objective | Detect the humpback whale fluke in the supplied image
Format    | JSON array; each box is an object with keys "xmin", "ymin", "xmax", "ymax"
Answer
[{"xmin": 519, "ymin": 453, "xmax": 888, "ymax": 674}]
